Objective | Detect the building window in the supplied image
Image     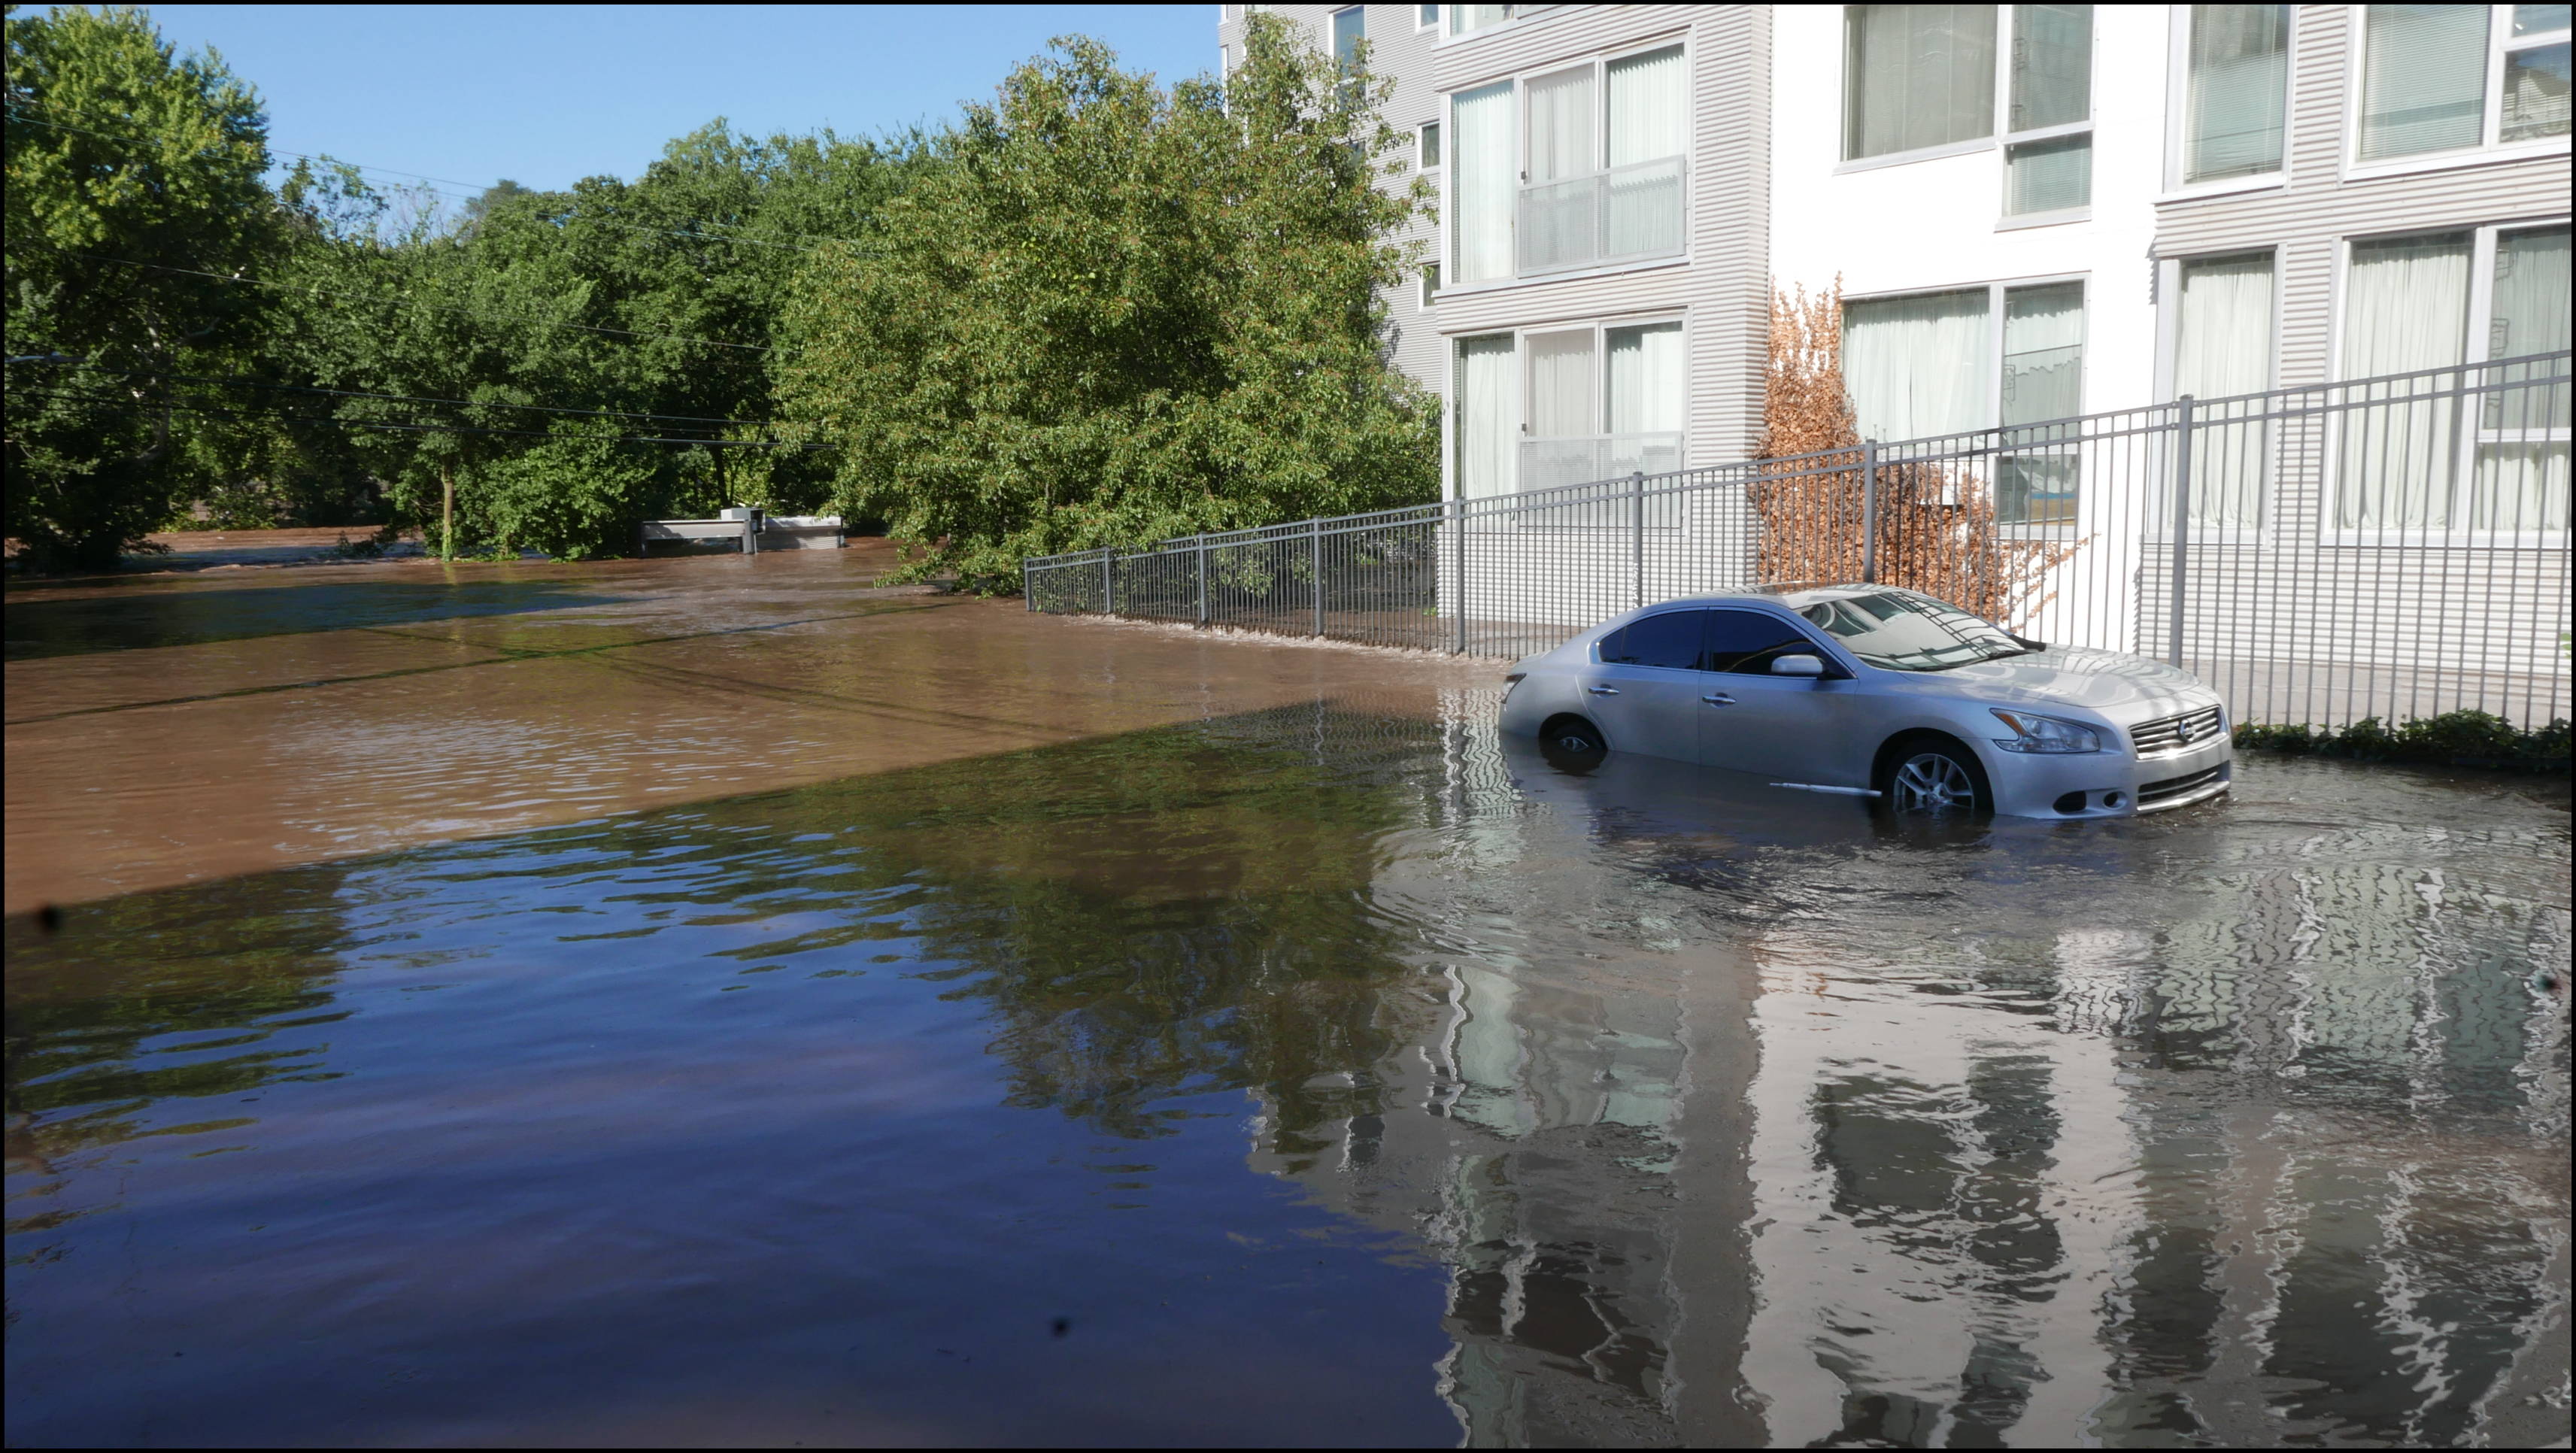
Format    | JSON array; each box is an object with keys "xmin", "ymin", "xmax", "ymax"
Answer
[
  {"xmin": 2180, "ymin": 5, "xmax": 2290, "ymax": 184},
  {"xmin": 1450, "ymin": 5, "xmax": 1549, "ymax": 38},
  {"xmin": 1451, "ymin": 81, "xmax": 1515, "ymax": 284},
  {"xmin": 1421, "ymin": 262, "xmax": 1441, "ymax": 308},
  {"xmin": 2004, "ymin": 5, "xmax": 2093, "ymax": 214},
  {"xmin": 1333, "ymin": 6, "xmax": 1364, "ymax": 71},
  {"xmin": 1843, "ymin": 280, "xmax": 2088, "ymax": 529},
  {"xmin": 1450, "ymin": 44, "xmax": 1686, "ymax": 284},
  {"xmin": 1455, "ymin": 334, "xmax": 1519, "ymax": 499},
  {"xmin": 1419, "ymin": 3, "xmax": 1441, "ymax": 30},
  {"xmin": 1843, "ymin": 5, "xmax": 1998, "ymax": 161},
  {"xmin": 2337, "ymin": 223, "xmax": 2570, "ymax": 532},
  {"xmin": 2171, "ymin": 252, "xmax": 2277, "ymax": 526},
  {"xmin": 2358, "ymin": 5, "xmax": 2572, "ymax": 163},
  {"xmin": 1522, "ymin": 320, "xmax": 1686, "ymax": 491},
  {"xmin": 1418, "ymin": 120, "xmax": 1442, "ymax": 168},
  {"xmin": 1494, "ymin": 44, "xmax": 1689, "ymax": 278},
  {"xmin": 1451, "ymin": 323, "xmax": 1686, "ymax": 499}
]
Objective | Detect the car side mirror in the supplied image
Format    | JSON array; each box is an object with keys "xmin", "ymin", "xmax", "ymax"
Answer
[{"xmin": 1771, "ymin": 654, "xmax": 1826, "ymax": 678}]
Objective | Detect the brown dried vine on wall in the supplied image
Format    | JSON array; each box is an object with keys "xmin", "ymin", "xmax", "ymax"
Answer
[{"xmin": 1755, "ymin": 281, "xmax": 2085, "ymax": 629}]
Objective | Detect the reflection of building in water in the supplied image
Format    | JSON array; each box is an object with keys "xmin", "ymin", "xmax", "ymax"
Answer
[{"xmin": 1251, "ymin": 696, "xmax": 2566, "ymax": 1448}]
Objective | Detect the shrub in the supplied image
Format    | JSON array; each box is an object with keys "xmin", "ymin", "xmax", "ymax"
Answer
[{"xmin": 2233, "ymin": 711, "xmax": 2571, "ymax": 773}]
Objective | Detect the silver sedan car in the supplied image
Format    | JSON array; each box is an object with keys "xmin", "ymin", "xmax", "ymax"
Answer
[{"xmin": 1496, "ymin": 585, "xmax": 2233, "ymax": 818}]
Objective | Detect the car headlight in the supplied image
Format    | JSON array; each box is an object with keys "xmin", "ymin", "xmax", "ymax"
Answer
[{"xmin": 1989, "ymin": 708, "xmax": 2102, "ymax": 754}]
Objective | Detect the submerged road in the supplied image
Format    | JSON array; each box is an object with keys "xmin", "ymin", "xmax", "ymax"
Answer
[
  {"xmin": 5, "ymin": 547, "xmax": 1488, "ymax": 915},
  {"xmin": 5, "ymin": 544, "xmax": 2568, "ymax": 1448}
]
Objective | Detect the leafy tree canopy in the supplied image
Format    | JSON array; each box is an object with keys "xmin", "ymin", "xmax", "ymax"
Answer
[
  {"xmin": 5, "ymin": 2, "xmax": 275, "ymax": 568},
  {"xmin": 781, "ymin": 13, "xmax": 1438, "ymax": 590}
]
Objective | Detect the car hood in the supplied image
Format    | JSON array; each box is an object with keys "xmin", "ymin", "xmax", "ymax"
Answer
[{"xmin": 1903, "ymin": 647, "xmax": 2215, "ymax": 720}]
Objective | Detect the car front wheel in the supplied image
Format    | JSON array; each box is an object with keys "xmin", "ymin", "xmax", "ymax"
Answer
[{"xmin": 1883, "ymin": 740, "xmax": 1987, "ymax": 815}]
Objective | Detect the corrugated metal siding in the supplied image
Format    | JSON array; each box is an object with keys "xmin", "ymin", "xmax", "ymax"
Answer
[
  {"xmin": 2154, "ymin": 5, "xmax": 2572, "ymax": 389},
  {"xmin": 1426, "ymin": 6, "xmax": 1769, "ymax": 471}
]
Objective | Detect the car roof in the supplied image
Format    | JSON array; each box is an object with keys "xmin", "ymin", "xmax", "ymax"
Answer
[{"xmin": 1628, "ymin": 583, "xmax": 1889, "ymax": 614}]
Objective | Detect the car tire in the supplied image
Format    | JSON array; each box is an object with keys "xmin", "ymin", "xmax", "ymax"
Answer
[
  {"xmin": 1539, "ymin": 715, "xmax": 1609, "ymax": 772},
  {"xmin": 1880, "ymin": 737, "xmax": 1989, "ymax": 816}
]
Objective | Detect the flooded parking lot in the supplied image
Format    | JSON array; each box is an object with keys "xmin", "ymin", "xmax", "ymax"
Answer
[{"xmin": 7, "ymin": 552, "xmax": 2569, "ymax": 1447}]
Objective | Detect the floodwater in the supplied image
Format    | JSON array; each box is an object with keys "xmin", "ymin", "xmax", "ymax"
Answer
[{"xmin": 6, "ymin": 552, "xmax": 2570, "ymax": 1448}]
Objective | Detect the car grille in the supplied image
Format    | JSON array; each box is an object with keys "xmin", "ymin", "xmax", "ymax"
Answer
[
  {"xmin": 2129, "ymin": 705, "xmax": 2226, "ymax": 757},
  {"xmin": 2138, "ymin": 763, "xmax": 2229, "ymax": 808}
]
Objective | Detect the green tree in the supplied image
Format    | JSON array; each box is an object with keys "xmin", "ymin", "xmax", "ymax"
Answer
[
  {"xmin": 780, "ymin": 14, "xmax": 1437, "ymax": 590},
  {"xmin": 4, "ymin": 3, "xmax": 276, "ymax": 569}
]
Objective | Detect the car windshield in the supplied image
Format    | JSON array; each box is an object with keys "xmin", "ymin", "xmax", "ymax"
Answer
[{"xmin": 1799, "ymin": 590, "xmax": 2033, "ymax": 672}]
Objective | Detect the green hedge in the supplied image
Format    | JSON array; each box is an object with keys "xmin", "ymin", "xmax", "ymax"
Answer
[{"xmin": 2232, "ymin": 710, "xmax": 2571, "ymax": 774}]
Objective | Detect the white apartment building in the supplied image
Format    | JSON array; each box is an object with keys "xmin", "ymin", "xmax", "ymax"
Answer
[{"xmin": 1218, "ymin": 5, "xmax": 2571, "ymax": 528}]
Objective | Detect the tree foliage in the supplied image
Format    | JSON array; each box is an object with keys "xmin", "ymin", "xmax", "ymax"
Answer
[
  {"xmin": 5, "ymin": 2, "xmax": 276, "ymax": 569},
  {"xmin": 781, "ymin": 14, "xmax": 1438, "ymax": 589},
  {"xmin": 6, "ymin": 7, "xmax": 1434, "ymax": 582}
]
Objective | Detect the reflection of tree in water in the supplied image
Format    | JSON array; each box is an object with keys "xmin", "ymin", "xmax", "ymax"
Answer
[
  {"xmin": 5, "ymin": 863, "xmax": 357, "ymax": 1239},
  {"xmin": 678, "ymin": 704, "xmax": 1450, "ymax": 1145}
]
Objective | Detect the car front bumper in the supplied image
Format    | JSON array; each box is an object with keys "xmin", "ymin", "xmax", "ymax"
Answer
[{"xmin": 1986, "ymin": 735, "xmax": 2234, "ymax": 818}]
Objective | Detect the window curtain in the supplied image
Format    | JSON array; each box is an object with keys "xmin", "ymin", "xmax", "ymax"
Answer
[
  {"xmin": 1608, "ymin": 323, "xmax": 1685, "ymax": 478},
  {"xmin": 1843, "ymin": 5, "xmax": 1997, "ymax": 159},
  {"xmin": 1452, "ymin": 83, "xmax": 1514, "ymax": 284},
  {"xmin": 2174, "ymin": 253, "xmax": 2275, "ymax": 526},
  {"xmin": 1525, "ymin": 66, "xmax": 1596, "ymax": 181},
  {"xmin": 1607, "ymin": 323, "xmax": 1685, "ymax": 435},
  {"xmin": 2475, "ymin": 226, "xmax": 2571, "ymax": 530},
  {"xmin": 2185, "ymin": 5, "xmax": 2289, "ymax": 180},
  {"xmin": 1605, "ymin": 47, "xmax": 1686, "ymax": 259},
  {"xmin": 1455, "ymin": 335, "xmax": 1519, "ymax": 499},
  {"xmin": 2338, "ymin": 233, "xmax": 2471, "ymax": 527},
  {"xmin": 1525, "ymin": 330, "xmax": 1595, "ymax": 437},
  {"xmin": 2359, "ymin": 5, "xmax": 2490, "ymax": 161},
  {"xmin": 1607, "ymin": 46, "xmax": 1685, "ymax": 164},
  {"xmin": 1843, "ymin": 290, "xmax": 1992, "ymax": 441}
]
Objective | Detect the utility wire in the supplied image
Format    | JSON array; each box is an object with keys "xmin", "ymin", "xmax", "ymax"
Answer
[
  {"xmin": 11, "ymin": 240, "xmax": 798, "ymax": 355},
  {"xmin": 5, "ymin": 102, "xmax": 882, "ymax": 256},
  {"xmin": 5, "ymin": 382, "xmax": 831, "ymax": 448},
  {"xmin": 24, "ymin": 361, "xmax": 805, "ymax": 431}
]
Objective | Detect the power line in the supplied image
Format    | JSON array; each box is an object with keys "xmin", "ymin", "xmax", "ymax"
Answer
[
  {"xmin": 31, "ymin": 361, "xmax": 803, "ymax": 431},
  {"xmin": 4, "ymin": 382, "xmax": 830, "ymax": 448},
  {"xmin": 13, "ymin": 241, "xmax": 797, "ymax": 355},
  {"xmin": 5, "ymin": 102, "xmax": 882, "ymax": 256}
]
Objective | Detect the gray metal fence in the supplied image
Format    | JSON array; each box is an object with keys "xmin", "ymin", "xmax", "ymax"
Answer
[{"xmin": 1026, "ymin": 352, "xmax": 2571, "ymax": 730}]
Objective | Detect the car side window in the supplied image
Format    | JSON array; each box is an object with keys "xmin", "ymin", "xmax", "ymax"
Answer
[
  {"xmin": 1704, "ymin": 609, "xmax": 1822, "ymax": 675},
  {"xmin": 1601, "ymin": 610, "xmax": 1706, "ymax": 669}
]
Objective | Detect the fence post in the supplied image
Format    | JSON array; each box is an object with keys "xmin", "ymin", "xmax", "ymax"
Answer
[
  {"xmin": 1631, "ymin": 470, "xmax": 1646, "ymax": 609},
  {"xmin": 1311, "ymin": 517, "xmax": 1324, "ymax": 637},
  {"xmin": 1452, "ymin": 494, "xmax": 1467, "ymax": 654},
  {"xmin": 1860, "ymin": 441, "xmax": 1879, "ymax": 584},
  {"xmin": 1196, "ymin": 533, "xmax": 1209, "ymax": 626},
  {"xmin": 1100, "ymin": 548, "xmax": 1113, "ymax": 616},
  {"xmin": 2168, "ymin": 395, "xmax": 2194, "ymax": 668},
  {"xmin": 1023, "ymin": 557, "xmax": 1033, "ymax": 609}
]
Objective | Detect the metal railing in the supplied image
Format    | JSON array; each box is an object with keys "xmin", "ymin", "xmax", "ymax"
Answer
[
  {"xmin": 1025, "ymin": 352, "xmax": 2571, "ymax": 730},
  {"xmin": 1518, "ymin": 155, "xmax": 1688, "ymax": 275}
]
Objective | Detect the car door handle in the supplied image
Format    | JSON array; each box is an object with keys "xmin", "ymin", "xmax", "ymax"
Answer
[
  {"xmin": 1586, "ymin": 684, "xmax": 1620, "ymax": 696},
  {"xmin": 1701, "ymin": 693, "xmax": 1735, "ymax": 706}
]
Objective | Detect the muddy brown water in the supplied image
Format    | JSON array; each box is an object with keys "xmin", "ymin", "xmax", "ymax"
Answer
[{"xmin": 5, "ymin": 551, "xmax": 2569, "ymax": 1448}]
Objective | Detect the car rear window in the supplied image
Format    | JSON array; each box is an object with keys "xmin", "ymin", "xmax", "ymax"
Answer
[
  {"xmin": 1704, "ymin": 609, "xmax": 1819, "ymax": 674},
  {"xmin": 1598, "ymin": 610, "xmax": 1704, "ymax": 669}
]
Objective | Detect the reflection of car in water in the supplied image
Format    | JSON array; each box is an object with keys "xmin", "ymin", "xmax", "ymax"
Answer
[{"xmin": 1497, "ymin": 585, "xmax": 2232, "ymax": 818}]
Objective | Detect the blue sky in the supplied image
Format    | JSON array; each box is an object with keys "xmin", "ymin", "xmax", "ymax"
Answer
[{"xmin": 137, "ymin": 5, "xmax": 1219, "ymax": 196}]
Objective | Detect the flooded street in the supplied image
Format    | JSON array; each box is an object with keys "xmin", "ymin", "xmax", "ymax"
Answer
[{"xmin": 6, "ymin": 553, "xmax": 2569, "ymax": 1447}]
